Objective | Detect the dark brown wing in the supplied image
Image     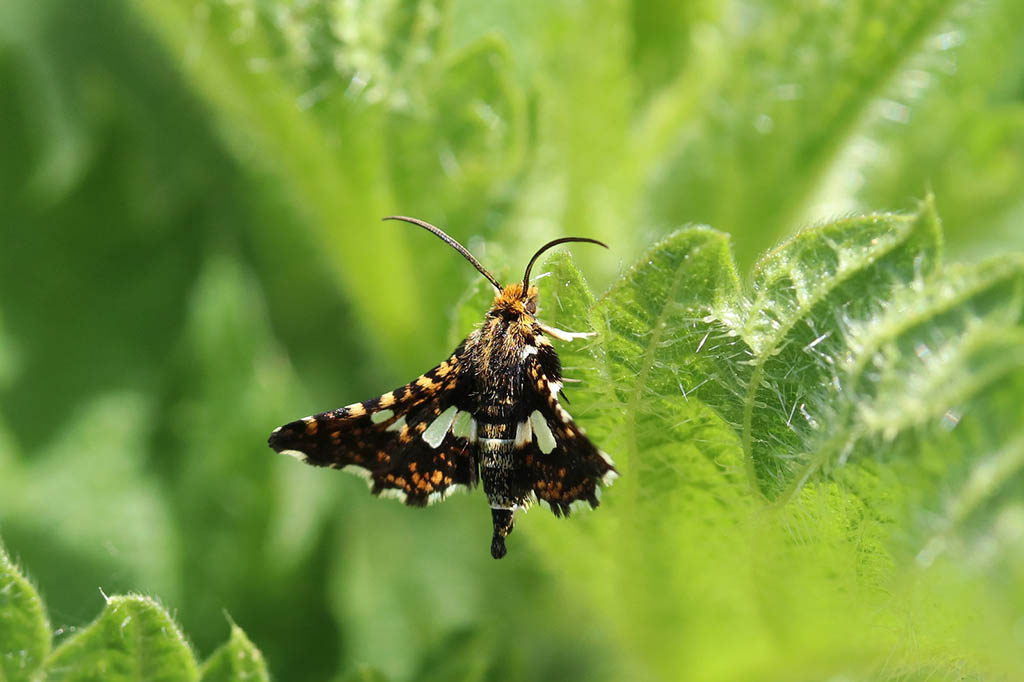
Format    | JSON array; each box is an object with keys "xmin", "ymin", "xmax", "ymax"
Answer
[
  {"xmin": 268, "ymin": 344, "xmax": 478, "ymax": 506},
  {"xmin": 523, "ymin": 342, "xmax": 618, "ymax": 517}
]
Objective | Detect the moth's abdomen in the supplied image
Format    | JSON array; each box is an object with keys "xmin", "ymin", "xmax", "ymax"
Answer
[
  {"xmin": 479, "ymin": 438, "xmax": 531, "ymax": 506},
  {"xmin": 476, "ymin": 417, "xmax": 533, "ymax": 560}
]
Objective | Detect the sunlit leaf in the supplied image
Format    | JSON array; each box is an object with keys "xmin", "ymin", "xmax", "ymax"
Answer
[
  {"xmin": 523, "ymin": 200, "xmax": 1024, "ymax": 680},
  {"xmin": 42, "ymin": 595, "xmax": 199, "ymax": 682},
  {"xmin": 199, "ymin": 621, "xmax": 270, "ymax": 682},
  {"xmin": 0, "ymin": 543, "xmax": 50, "ymax": 682}
]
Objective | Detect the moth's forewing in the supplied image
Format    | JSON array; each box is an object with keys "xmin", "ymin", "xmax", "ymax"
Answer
[{"xmin": 268, "ymin": 346, "xmax": 479, "ymax": 505}]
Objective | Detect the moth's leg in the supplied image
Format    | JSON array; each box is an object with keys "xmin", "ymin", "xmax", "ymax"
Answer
[{"xmin": 538, "ymin": 322, "xmax": 594, "ymax": 342}]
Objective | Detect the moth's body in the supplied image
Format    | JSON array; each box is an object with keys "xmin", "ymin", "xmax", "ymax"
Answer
[
  {"xmin": 465, "ymin": 283, "xmax": 568, "ymax": 552},
  {"xmin": 269, "ymin": 218, "xmax": 616, "ymax": 559}
]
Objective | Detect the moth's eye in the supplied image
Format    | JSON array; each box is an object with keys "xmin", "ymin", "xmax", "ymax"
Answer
[{"xmin": 525, "ymin": 299, "xmax": 537, "ymax": 315}]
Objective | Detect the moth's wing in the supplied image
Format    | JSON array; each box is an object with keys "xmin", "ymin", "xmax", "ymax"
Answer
[
  {"xmin": 523, "ymin": 343, "xmax": 618, "ymax": 517},
  {"xmin": 268, "ymin": 344, "xmax": 478, "ymax": 506}
]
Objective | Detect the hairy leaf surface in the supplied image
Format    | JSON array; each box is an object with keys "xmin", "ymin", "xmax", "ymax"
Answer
[
  {"xmin": 199, "ymin": 622, "xmax": 270, "ymax": 682},
  {"xmin": 506, "ymin": 200, "xmax": 1024, "ymax": 680},
  {"xmin": 43, "ymin": 596, "xmax": 199, "ymax": 682},
  {"xmin": 0, "ymin": 543, "xmax": 50, "ymax": 682}
]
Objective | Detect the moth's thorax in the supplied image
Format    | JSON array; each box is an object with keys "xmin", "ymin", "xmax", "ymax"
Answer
[
  {"xmin": 459, "ymin": 284, "xmax": 541, "ymax": 432},
  {"xmin": 475, "ymin": 312, "xmax": 538, "ymax": 378}
]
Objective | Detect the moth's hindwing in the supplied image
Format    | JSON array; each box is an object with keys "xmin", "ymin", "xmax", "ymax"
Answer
[
  {"xmin": 523, "ymin": 341, "xmax": 617, "ymax": 517},
  {"xmin": 268, "ymin": 344, "xmax": 477, "ymax": 506}
]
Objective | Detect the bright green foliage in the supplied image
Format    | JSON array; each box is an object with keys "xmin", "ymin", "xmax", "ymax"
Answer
[
  {"xmin": 44, "ymin": 596, "xmax": 200, "ymax": 682},
  {"xmin": 2, "ymin": 0, "xmax": 1024, "ymax": 681},
  {"xmin": 0, "ymin": 546, "xmax": 269, "ymax": 682},
  {"xmin": 200, "ymin": 623, "xmax": 270, "ymax": 682},
  {"xmin": 0, "ymin": 544, "xmax": 50, "ymax": 682},
  {"xmin": 517, "ymin": 199, "xmax": 1024, "ymax": 680}
]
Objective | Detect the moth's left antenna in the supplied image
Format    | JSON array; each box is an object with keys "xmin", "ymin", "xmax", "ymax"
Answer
[{"xmin": 383, "ymin": 216, "xmax": 502, "ymax": 292}]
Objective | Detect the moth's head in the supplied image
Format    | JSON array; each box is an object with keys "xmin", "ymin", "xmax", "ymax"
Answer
[{"xmin": 494, "ymin": 282, "xmax": 539, "ymax": 317}]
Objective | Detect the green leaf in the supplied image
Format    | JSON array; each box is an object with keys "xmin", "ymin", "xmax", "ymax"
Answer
[
  {"xmin": 199, "ymin": 621, "xmax": 270, "ymax": 682},
  {"xmin": 522, "ymin": 199, "xmax": 1024, "ymax": 680},
  {"xmin": 0, "ymin": 537, "xmax": 272, "ymax": 682},
  {"xmin": 842, "ymin": 0, "xmax": 1024, "ymax": 255},
  {"xmin": 0, "ymin": 542, "xmax": 50, "ymax": 682},
  {"xmin": 639, "ymin": 0, "xmax": 975, "ymax": 265},
  {"xmin": 42, "ymin": 595, "xmax": 199, "ymax": 682},
  {"xmin": 735, "ymin": 201, "xmax": 943, "ymax": 498},
  {"xmin": 126, "ymin": 0, "xmax": 528, "ymax": 370}
]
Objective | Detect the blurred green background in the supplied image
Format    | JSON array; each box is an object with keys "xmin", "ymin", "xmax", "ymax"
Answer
[{"xmin": 1, "ymin": 0, "xmax": 1023, "ymax": 680}]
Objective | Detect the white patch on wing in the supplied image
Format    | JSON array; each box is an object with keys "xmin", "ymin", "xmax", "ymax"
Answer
[
  {"xmin": 452, "ymin": 411, "xmax": 472, "ymax": 438},
  {"xmin": 341, "ymin": 464, "xmax": 372, "ymax": 481},
  {"xmin": 377, "ymin": 488, "xmax": 408, "ymax": 503},
  {"xmin": 423, "ymin": 405, "xmax": 458, "ymax": 448},
  {"xmin": 570, "ymin": 499, "xmax": 591, "ymax": 513},
  {"xmin": 426, "ymin": 483, "xmax": 467, "ymax": 505},
  {"xmin": 514, "ymin": 419, "xmax": 532, "ymax": 448},
  {"xmin": 546, "ymin": 380, "xmax": 570, "ymax": 423},
  {"xmin": 530, "ymin": 411, "xmax": 556, "ymax": 454},
  {"xmin": 469, "ymin": 417, "xmax": 479, "ymax": 443},
  {"xmin": 601, "ymin": 467, "xmax": 619, "ymax": 485},
  {"xmin": 279, "ymin": 449, "xmax": 309, "ymax": 462},
  {"xmin": 520, "ymin": 345, "xmax": 538, "ymax": 360},
  {"xmin": 386, "ymin": 415, "xmax": 406, "ymax": 433},
  {"xmin": 371, "ymin": 409, "xmax": 394, "ymax": 424}
]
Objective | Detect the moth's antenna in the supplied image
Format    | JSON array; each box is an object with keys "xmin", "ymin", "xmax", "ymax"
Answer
[
  {"xmin": 522, "ymin": 237, "xmax": 608, "ymax": 293},
  {"xmin": 383, "ymin": 216, "xmax": 502, "ymax": 292}
]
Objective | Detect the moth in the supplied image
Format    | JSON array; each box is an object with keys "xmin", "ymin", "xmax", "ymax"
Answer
[{"xmin": 268, "ymin": 216, "xmax": 618, "ymax": 559}]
